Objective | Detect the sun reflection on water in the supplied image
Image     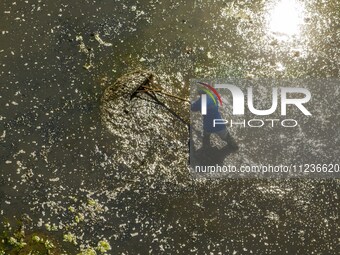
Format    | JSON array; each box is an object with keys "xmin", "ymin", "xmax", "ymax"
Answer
[{"xmin": 266, "ymin": 0, "xmax": 306, "ymax": 40}]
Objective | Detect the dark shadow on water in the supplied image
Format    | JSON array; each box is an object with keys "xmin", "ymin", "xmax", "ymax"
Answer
[{"xmin": 191, "ymin": 144, "xmax": 236, "ymax": 166}]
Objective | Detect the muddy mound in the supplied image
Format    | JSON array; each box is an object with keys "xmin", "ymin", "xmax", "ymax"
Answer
[{"xmin": 101, "ymin": 70, "xmax": 190, "ymax": 182}]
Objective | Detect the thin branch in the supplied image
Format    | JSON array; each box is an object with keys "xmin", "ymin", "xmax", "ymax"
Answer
[{"xmin": 140, "ymin": 86, "xmax": 190, "ymax": 103}]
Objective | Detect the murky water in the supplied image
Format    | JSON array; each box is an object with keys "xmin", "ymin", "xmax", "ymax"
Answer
[{"xmin": 0, "ymin": 0, "xmax": 339, "ymax": 254}]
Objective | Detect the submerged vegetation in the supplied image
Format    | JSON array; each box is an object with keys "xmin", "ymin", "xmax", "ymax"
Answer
[
  {"xmin": 1, "ymin": 218, "xmax": 111, "ymax": 255},
  {"xmin": 1, "ymin": 219, "xmax": 60, "ymax": 254}
]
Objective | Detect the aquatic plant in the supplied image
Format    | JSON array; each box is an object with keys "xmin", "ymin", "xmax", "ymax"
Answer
[
  {"xmin": 77, "ymin": 247, "xmax": 97, "ymax": 255},
  {"xmin": 97, "ymin": 240, "xmax": 111, "ymax": 253},
  {"xmin": 63, "ymin": 232, "xmax": 77, "ymax": 245}
]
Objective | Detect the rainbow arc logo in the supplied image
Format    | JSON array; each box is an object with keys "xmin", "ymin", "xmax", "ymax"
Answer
[
  {"xmin": 197, "ymin": 82, "xmax": 223, "ymax": 106},
  {"xmin": 197, "ymin": 82, "xmax": 223, "ymax": 116}
]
